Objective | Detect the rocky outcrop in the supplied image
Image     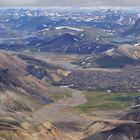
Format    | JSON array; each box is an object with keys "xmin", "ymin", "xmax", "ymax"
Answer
[
  {"xmin": 82, "ymin": 120, "xmax": 140, "ymax": 140},
  {"xmin": 18, "ymin": 54, "xmax": 70, "ymax": 82},
  {"xmin": 0, "ymin": 117, "xmax": 65, "ymax": 140}
]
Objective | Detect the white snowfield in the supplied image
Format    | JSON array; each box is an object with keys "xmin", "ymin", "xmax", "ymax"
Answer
[{"xmin": 55, "ymin": 26, "xmax": 83, "ymax": 31}]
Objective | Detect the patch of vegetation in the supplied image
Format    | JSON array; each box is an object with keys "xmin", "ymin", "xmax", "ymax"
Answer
[
  {"xmin": 72, "ymin": 92, "xmax": 140, "ymax": 113},
  {"xmin": 49, "ymin": 92, "xmax": 72, "ymax": 101}
]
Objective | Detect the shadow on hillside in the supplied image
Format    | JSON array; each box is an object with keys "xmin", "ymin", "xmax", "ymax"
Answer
[{"xmin": 54, "ymin": 121, "xmax": 83, "ymax": 132}]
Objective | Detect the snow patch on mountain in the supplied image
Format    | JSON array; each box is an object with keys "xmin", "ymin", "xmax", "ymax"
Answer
[{"xmin": 55, "ymin": 26, "xmax": 83, "ymax": 31}]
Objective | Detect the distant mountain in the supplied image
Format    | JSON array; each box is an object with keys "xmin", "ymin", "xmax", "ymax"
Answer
[
  {"xmin": 9, "ymin": 16, "xmax": 56, "ymax": 31},
  {"xmin": 26, "ymin": 27, "xmax": 115, "ymax": 54},
  {"xmin": 0, "ymin": 26, "xmax": 115, "ymax": 54},
  {"xmin": 123, "ymin": 18, "xmax": 140, "ymax": 37},
  {"xmin": 79, "ymin": 44, "xmax": 140, "ymax": 68},
  {"xmin": 96, "ymin": 44, "xmax": 140, "ymax": 68}
]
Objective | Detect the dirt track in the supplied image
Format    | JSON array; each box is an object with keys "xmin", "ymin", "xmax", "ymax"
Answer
[{"xmin": 33, "ymin": 88, "xmax": 88, "ymax": 128}]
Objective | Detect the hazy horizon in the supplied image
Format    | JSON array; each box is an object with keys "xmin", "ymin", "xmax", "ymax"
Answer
[{"xmin": 0, "ymin": 0, "xmax": 140, "ymax": 7}]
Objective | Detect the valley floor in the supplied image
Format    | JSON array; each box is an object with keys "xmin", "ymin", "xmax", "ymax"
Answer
[
  {"xmin": 32, "ymin": 86, "xmax": 134, "ymax": 140},
  {"xmin": 32, "ymin": 87, "xmax": 88, "ymax": 139}
]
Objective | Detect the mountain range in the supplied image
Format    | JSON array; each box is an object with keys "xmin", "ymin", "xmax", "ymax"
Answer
[{"xmin": 0, "ymin": 8, "xmax": 139, "ymax": 55}]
